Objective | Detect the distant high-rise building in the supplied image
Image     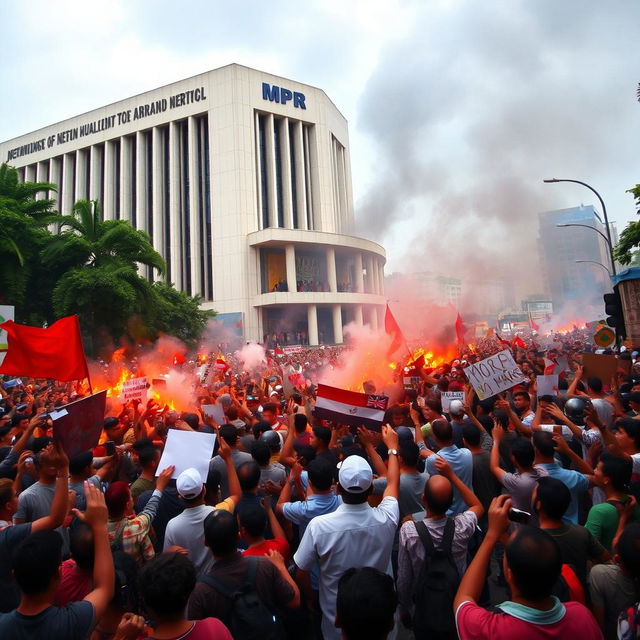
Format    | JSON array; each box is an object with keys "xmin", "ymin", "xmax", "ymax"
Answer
[{"xmin": 538, "ymin": 205, "xmax": 612, "ymax": 310}]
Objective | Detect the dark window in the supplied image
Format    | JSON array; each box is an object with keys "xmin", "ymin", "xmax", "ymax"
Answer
[
  {"xmin": 181, "ymin": 121, "xmax": 191, "ymax": 295},
  {"xmin": 163, "ymin": 127, "xmax": 171, "ymax": 283},
  {"xmin": 130, "ymin": 136, "xmax": 137, "ymax": 228},
  {"xmin": 289, "ymin": 121, "xmax": 298, "ymax": 228},
  {"xmin": 258, "ymin": 114, "xmax": 269, "ymax": 228},
  {"xmin": 113, "ymin": 140, "xmax": 121, "ymax": 218},
  {"xmin": 274, "ymin": 117, "xmax": 283, "ymax": 227}
]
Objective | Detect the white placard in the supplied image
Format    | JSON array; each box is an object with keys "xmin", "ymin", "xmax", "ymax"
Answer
[
  {"xmin": 49, "ymin": 408, "xmax": 69, "ymax": 420},
  {"xmin": 441, "ymin": 391, "xmax": 465, "ymax": 412},
  {"xmin": 157, "ymin": 429, "xmax": 217, "ymax": 480},
  {"xmin": 0, "ymin": 305, "xmax": 15, "ymax": 366},
  {"xmin": 202, "ymin": 403, "xmax": 226, "ymax": 425},
  {"xmin": 121, "ymin": 377, "xmax": 148, "ymax": 404},
  {"xmin": 463, "ymin": 349, "xmax": 526, "ymax": 401},
  {"xmin": 536, "ymin": 375, "xmax": 559, "ymax": 397}
]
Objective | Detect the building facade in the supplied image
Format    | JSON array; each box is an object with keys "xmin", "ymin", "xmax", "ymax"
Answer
[{"xmin": 0, "ymin": 64, "xmax": 386, "ymax": 344}]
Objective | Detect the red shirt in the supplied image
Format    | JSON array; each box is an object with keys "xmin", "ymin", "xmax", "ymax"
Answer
[
  {"xmin": 456, "ymin": 601, "xmax": 603, "ymax": 640},
  {"xmin": 242, "ymin": 537, "xmax": 290, "ymax": 562},
  {"xmin": 148, "ymin": 618, "xmax": 232, "ymax": 640},
  {"xmin": 54, "ymin": 559, "xmax": 93, "ymax": 606}
]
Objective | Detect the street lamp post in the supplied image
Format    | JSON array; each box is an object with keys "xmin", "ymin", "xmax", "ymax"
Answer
[
  {"xmin": 543, "ymin": 178, "xmax": 617, "ymax": 277},
  {"xmin": 575, "ymin": 259, "xmax": 611, "ymax": 276}
]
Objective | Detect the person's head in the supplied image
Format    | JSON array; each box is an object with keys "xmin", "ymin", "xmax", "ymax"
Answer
[
  {"xmin": 12, "ymin": 530, "xmax": 63, "ymax": 596},
  {"xmin": 616, "ymin": 523, "xmax": 640, "ymax": 578},
  {"xmin": 250, "ymin": 440, "xmax": 272, "ymax": 467},
  {"xmin": 137, "ymin": 446, "xmax": 160, "ymax": 473},
  {"xmin": 237, "ymin": 460, "xmax": 261, "ymax": 492},
  {"xmin": 69, "ymin": 521, "xmax": 95, "ymax": 570},
  {"xmin": 615, "ymin": 418, "xmax": 640, "ymax": 453},
  {"xmin": 69, "ymin": 451, "xmax": 94, "ymax": 479},
  {"xmin": 423, "ymin": 398, "xmax": 443, "ymax": 421},
  {"xmin": 252, "ymin": 420, "xmax": 271, "ymax": 440},
  {"xmin": 261, "ymin": 402, "xmax": 278, "ymax": 426},
  {"xmin": 0, "ymin": 478, "xmax": 18, "ymax": 517},
  {"xmin": 259, "ymin": 429, "xmax": 281, "ymax": 454},
  {"xmin": 532, "ymin": 430, "xmax": 556, "ymax": 460},
  {"xmin": 513, "ymin": 391, "xmax": 531, "ymax": 412},
  {"xmin": 176, "ymin": 467, "xmax": 205, "ymax": 505},
  {"xmin": 238, "ymin": 504, "xmax": 267, "ymax": 541},
  {"xmin": 294, "ymin": 444, "xmax": 316, "ymax": 467},
  {"xmin": 510, "ymin": 438, "xmax": 535, "ymax": 469},
  {"xmin": 312, "ymin": 425, "xmax": 332, "ymax": 451},
  {"xmin": 294, "ymin": 413, "xmax": 308, "ymax": 434},
  {"xmin": 203, "ymin": 509, "xmax": 239, "ymax": 557},
  {"xmin": 398, "ymin": 441, "xmax": 419, "ymax": 470},
  {"xmin": 533, "ymin": 476, "xmax": 570, "ymax": 521},
  {"xmin": 594, "ymin": 453, "xmax": 632, "ymax": 493},
  {"xmin": 462, "ymin": 423, "xmax": 481, "ymax": 448},
  {"xmin": 337, "ymin": 454, "xmax": 373, "ymax": 504},
  {"xmin": 586, "ymin": 376, "xmax": 603, "ymax": 395},
  {"xmin": 105, "ymin": 481, "xmax": 133, "ymax": 519},
  {"xmin": 431, "ymin": 418, "xmax": 453, "ymax": 446},
  {"xmin": 448, "ymin": 400, "xmax": 465, "ymax": 421},
  {"xmin": 104, "ymin": 417, "xmax": 127, "ymax": 442},
  {"xmin": 180, "ymin": 412, "xmax": 199, "ymax": 430},
  {"xmin": 139, "ymin": 552, "xmax": 196, "ymax": 623},
  {"xmin": 336, "ymin": 567, "xmax": 397, "ymax": 640},
  {"xmin": 504, "ymin": 526, "xmax": 562, "ymax": 600},
  {"xmin": 11, "ymin": 413, "xmax": 29, "ymax": 431},
  {"xmin": 219, "ymin": 424, "xmax": 239, "ymax": 448},
  {"xmin": 389, "ymin": 405, "xmax": 406, "ymax": 427},
  {"xmin": 307, "ymin": 457, "xmax": 335, "ymax": 492},
  {"xmin": 36, "ymin": 445, "xmax": 60, "ymax": 481},
  {"xmin": 423, "ymin": 474, "xmax": 453, "ymax": 515}
]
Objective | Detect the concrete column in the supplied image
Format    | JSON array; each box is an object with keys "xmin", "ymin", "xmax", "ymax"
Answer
[
  {"xmin": 365, "ymin": 255, "xmax": 375, "ymax": 293},
  {"xmin": 89, "ymin": 145, "xmax": 102, "ymax": 204},
  {"xmin": 307, "ymin": 304, "xmax": 319, "ymax": 346},
  {"xmin": 369, "ymin": 306, "xmax": 379, "ymax": 331},
  {"xmin": 152, "ymin": 127, "xmax": 165, "ymax": 281},
  {"xmin": 326, "ymin": 247, "xmax": 337, "ymax": 292},
  {"xmin": 280, "ymin": 116, "xmax": 294, "ymax": 229},
  {"xmin": 103, "ymin": 141, "xmax": 115, "ymax": 220},
  {"xmin": 371, "ymin": 258, "xmax": 380, "ymax": 294},
  {"xmin": 36, "ymin": 161, "xmax": 49, "ymax": 200},
  {"xmin": 62, "ymin": 153, "xmax": 74, "ymax": 215},
  {"xmin": 354, "ymin": 253, "xmax": 364, "ymax": 293},
  {"xmin": 135, "ymin": 131, "xmax": 147, "ymax": 233},
  {"xmin": 354, "ymin": 304, "xmax": 364, "ymax": 326},
  {"xmin": 49, "ymin": 157, "xmax": 61, "ymax": 210},
  {"xmin": 188, "ymin": 116, "xmax": 202, "ymax": 296},
  {"xmin": 265, "ymin": 113, "xmax": 278, "ymax": 228},
  {"xmin": 378, "ymin": 261, "xmax": 385, "ymax": 295},
  {"xmin": 169, "ymin": 122, "xmax": 182, "ymax": 289},
  {"xmin": 75, "ymin": 150, "xmax": 87, "ymax": 201},
  {"xmin": 24, "ymin": 164, "xmax": 35, "ymax": 182},
  {"xmin": 293, "ymin": 121, "xmax": 307, "ymax": 230},
  {"xmin": 255, "ymin": 112, "xmax": 263, "ymax": 228},
  {"xmin": 332, "ymin": 304, "xmax": 343, "ymax": 344},
  {"xmin": 285, "ymin": 244, "xmax": 297, "ymax": 293}
]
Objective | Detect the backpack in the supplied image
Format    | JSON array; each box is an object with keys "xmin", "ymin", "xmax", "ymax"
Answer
[
  {"xmin": 412, "ymin": 518, "xmax": 460, "ymax": 639},
  {"xmin": 199, "ymin": 556, "xmax": 286, "ymax": 640}
]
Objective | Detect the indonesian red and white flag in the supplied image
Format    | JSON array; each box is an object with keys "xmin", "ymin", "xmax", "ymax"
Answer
[
  {"xmin": 314, "ymin": 384, "xmax": 389, "ymax": 430},
  {"xmin": 214, "ymin": 352, "xmax": 230, "ymax": 372}
]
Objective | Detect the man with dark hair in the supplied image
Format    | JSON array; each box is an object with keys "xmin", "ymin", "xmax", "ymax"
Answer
[
  {"xmin": 568, "ymin": 365, "xmax": 614, "ymax": 427},
  {"xmin": 129, "ymin": 445, "xmax": 159, "ymax": 500},
  {"xmin": 139, "ymin": 552, "xmax": 232, "ymax": 639},
  {"xmin": 240, "ymin": 498, "xmax": 290, "ymax": 560},
  {"xmin": 533, "ymin": 476, "xmax": 609, "ymax": 591},
  {"xmin": 293, "ymin": 412, "xmax": 312, "ymax": 446},
  {"xmin": 54, "ymin": 521, "xmax": 94, "ymax": 606},
  {"xmin": 294, "ymin": 426, "xmax": 400, "ymax": 640},
  {"xmin": 68, "ymin": 450, "xmax": 111, "ymax": 511},
  {"xmin": 532, "ymin": 430, "xmax": 593, "ymax": 524},
  {"xmin": 312, "ymin": 425, "xmax": 338, "ymax": 466},
  {"xmin": 187, "ymin": 510, "xmax": 299, "ymax": 625},
  {"xmin": 336, "ymin": 567, "xmax": 397, "ymax": 640},
  {"xmin": 0, "ymin": 483, "xmax": 115, "ymax": 639},
  {"xmin": 512, "ymin": 390, "xmax": 534, "ymax": 427},
  {"xmin": 425, "ymin": 419, "xmax": 473, "ymax": 515},
  {"xmin": 208, "ymin": 425, "xmax": 252, "ymax": 500},
  {"xmin": 454, "ymin": 495, "xmax": 602, "ymax": 638}
]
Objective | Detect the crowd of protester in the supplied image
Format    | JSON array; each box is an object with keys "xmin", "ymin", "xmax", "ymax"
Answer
[{"xmin": 0, "ymin": 330, "xmax": 640, "ymax": 639}]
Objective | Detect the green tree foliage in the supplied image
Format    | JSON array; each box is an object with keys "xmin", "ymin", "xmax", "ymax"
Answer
[
  {"xmin": 0, "ymin": 163, "xmax": 214, "ymax": 351},
  {"xmin": 613, "ymin": 185, "xmax": 640, "ymax": 266}
]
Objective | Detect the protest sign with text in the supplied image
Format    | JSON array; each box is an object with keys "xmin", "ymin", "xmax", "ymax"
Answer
[
  {"xmin": 121, "ymin": 377, "xmax": 148, "ymax": 404},
  {"xmin": 441, "ymin": 391, "xmax": 465, "ymax": 411},
  {"xmin": 463, "ymin": 350, "xmax": 526, "ymax": 400}
]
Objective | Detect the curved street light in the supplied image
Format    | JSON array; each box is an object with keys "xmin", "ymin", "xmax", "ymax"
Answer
[
  {"xmin": 556, "ymin": 223, "xmax": 612, "ymax": 248},
  {"xmin": 575, "ymin": 259, "xmax": 611, "ymax": 276},
  {"xmin": 544, "ymin": 178, "xmax": 616, "ymax": 276}
]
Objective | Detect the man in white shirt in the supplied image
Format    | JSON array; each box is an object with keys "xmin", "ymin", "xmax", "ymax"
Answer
[
  {"xmin": 163, "ymin": 438, "xmax": 241, "ymax": 573},
  {"xmin": 294, "ymin": 425, "xmax": 400, "ymax": 640}
]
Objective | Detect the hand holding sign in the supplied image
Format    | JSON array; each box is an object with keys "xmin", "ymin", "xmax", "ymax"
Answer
[{"xmin": 463, "ymin": 350, "xmax": 526, "ymax": 401}]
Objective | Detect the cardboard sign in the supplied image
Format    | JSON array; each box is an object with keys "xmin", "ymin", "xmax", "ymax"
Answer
[
  {"xmin": 201, "ymin": 403, "xmax": 225, "ymax": 425},
  {"xmin": 52, "ymin": 391, "xmax": 107, "ymax": 459},
  {"xmin": 463, "ymin": 350, "xmax": 526, "ymax": 401},
  {"xmin": 582, "ymin": 354, "xmax": 620, "ymax": 384},
  {"xmin": 441, "ymin": 391, "xmax": 465, "ymax": 411},
  {"xmin": 121, "ymin": 377, "xmax": 148, "ymax": 404},
  {"xmin": 157, "ymin": 429, "xmax": 217, "ymax": 480},
  {"xmin": 537, "ymin": 375, "xmax": 559, "ymax": 397}
]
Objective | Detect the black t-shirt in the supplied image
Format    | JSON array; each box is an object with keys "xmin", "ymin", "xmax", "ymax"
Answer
[
  {"xmin": 0, "ymin": 523, "xmax": 32, "ymax": 613},
  {"xmin": 0, "ymin": 601, "xmax": 94, "ymax": 640}
]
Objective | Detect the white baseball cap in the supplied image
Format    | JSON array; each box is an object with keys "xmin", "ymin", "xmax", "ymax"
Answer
[
  {"xmin": 176, "ymin": 467, "xmax": 203, "ymax": 500},
  {"xmin": 449, "ymin": 400, "xmax": 464, "ymax": 414},
  {"xmin": 338, "ymin": 455, "xmax": 373, "ymax": 493}
]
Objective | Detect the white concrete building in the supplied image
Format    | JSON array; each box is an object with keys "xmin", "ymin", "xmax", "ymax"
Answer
[{"xmin": 0, "ymin": 64, "xmax": 386, "ymax": 344}]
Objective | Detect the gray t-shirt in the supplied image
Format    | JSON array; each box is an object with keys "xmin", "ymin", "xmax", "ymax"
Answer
[
  {"xmin": 500, "ymin": 465, "xmax": 548, "ymax": 513},
  {"xmin": 209, "ymin": 450, "xmax": 252, "ymax": 499},
  {"xmin": 373, "ymin": 471, "xmax": 429, "ymax": 520},
  {"xmin": 14, "ymin": 482, "xmax": 69, "ymax": 555},
  {"xmin": 0, "ymin": 601, "xmax": 94, "ymax": 640},
  {"xmin": 69, "ymin": 475, "xmax": 101, "ymax": 512},
  {"xmin": 589, "ymin": 563, "xmax": 637, "ymax": 640}
]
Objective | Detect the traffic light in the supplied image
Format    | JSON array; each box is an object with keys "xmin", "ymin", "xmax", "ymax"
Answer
[{"xmin": 604, "ymin": 289, "xmax": 626, "ymax": 340}]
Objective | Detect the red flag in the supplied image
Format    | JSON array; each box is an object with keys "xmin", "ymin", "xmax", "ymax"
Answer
[
  {"xmin": 384, "ymin": 305, "xmax": 405, "ymax": 357},
  {"xmin": 0, "ymin": 316, "xmax": 90, "ymax": 382},
  {"xmin": 455, "ymin": 313, "xmax": 467, "ymax": 344},
  {"xmin": 511, "ymin": 336, "xmax": 527, "ymax": 349},
  {"xmin": 495, "ymin": 333, "xmax": 512, "ymax": 350},
  {"xmin": 529, "ymin": 313, "xmax": 540, "ymax": 332}
]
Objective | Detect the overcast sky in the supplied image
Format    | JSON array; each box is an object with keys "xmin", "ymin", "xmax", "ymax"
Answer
[{"xmin": 1, "ymin": 0, "xmax": 639, "ymax": 282}]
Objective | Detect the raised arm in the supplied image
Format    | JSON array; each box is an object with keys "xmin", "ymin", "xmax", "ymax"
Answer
[
  {"xmin": 381, "ymin": 425, "xmax": 400, "ymax": 500},
  {"xmin": 219, "ymin": 436, "xmax": 242, "ymax": 508},
  {"xmin": 357, "ymin": 427, "xmax": 387, "ymax": 478},
  {"xmin": 435, "ymin": 456, "xmax": 483, "ymax": 519},
  {"xmin": 489, "ymin": 423, "xmax": 507, "ymax": 483}
]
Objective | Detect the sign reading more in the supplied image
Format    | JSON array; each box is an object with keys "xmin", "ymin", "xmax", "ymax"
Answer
[{"xmin": 463, "ymin": 350, "xmax": 526, "ymax": 400}]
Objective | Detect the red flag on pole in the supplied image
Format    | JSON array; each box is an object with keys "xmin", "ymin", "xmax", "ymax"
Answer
[
  {"xmin": 455, "ymin": 313, "xmax": 467, "ymax": 344},
  {"xmin": 0, "ymin": 316, "xmax": 90, "ymax": 382},
  {"xmin": 529, "ymin": 313, "xmax": 540, "ymax": 332},
  {"xmin": 511, "ymin": 336, "xmax": 527, "ymax": 350},
  {"xmin": 384, "ymin": 305, "xmax": 405, "ymax": 358}
]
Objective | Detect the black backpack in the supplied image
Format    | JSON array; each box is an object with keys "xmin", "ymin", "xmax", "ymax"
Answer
[
  {"xmin": 412, "ymin": 518, "xmax": 460, "ymax": 639},
  {"xmin": 199, "ymin": 556, "xmax": 286, "ymax": 640}
]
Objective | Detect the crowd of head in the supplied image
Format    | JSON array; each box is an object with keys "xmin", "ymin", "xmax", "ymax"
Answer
[{"xmin": 0, "ymin": 330, "xmax": 639, "ymax": 639}]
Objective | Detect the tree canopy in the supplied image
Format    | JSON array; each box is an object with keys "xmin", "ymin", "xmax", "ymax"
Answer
[{"xmin": 613, "ymin": 185, "xmax": 640, "ymax": 266}]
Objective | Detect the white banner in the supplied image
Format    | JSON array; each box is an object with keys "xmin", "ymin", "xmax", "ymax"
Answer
[
  {"xmin": 441, "ymin": 391, "xmax": 465, "ymax": 412},
  {"xmin": 463, "ymin": 350, "xmax": 526, "ymax": 400}
]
